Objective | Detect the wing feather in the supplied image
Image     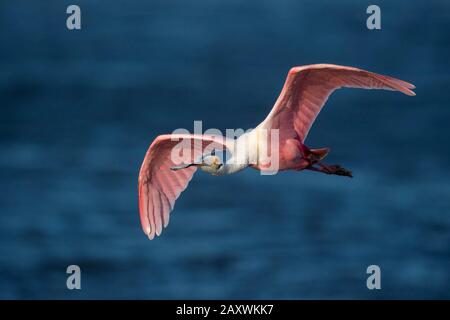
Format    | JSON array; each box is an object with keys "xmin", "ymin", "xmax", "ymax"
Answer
[
  {"xmin": 138, "ymin": 134, "xmax": 229, "ymax": 239},
  {"xmin": 260, "ymin": 64, "xmax": 415, "ymax": 142}
]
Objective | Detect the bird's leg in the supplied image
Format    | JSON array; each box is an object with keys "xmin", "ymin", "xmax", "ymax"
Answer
[
  {"xmin": 299, "ymin": 143, "xmax": 351, "ymax": 177},
  {"xmin": 308, "ymin": 162, "xmax": 353, "ymax": 178}
]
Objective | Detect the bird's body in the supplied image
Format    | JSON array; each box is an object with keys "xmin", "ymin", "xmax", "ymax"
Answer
[{"xmin": 138, "ymin": 64, "xmax": 415, "ymax": 239}]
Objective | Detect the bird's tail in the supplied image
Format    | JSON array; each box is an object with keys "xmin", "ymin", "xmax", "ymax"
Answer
[
  {"xmin": 299, "ymin": 143, "xmax": 330, "ymax": 161},
  {"xmin": 309, "ymin": 147, "xmax": 330, "ymax": 161}
]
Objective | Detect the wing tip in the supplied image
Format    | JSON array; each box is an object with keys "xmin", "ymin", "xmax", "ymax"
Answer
[
  {"xmin": 400, "ymin": 85, "xmax": 416, "ymax": 96},
  {"xmin": 145, "ymin": 225, "xmax": 166, "ymax": 240},
  {"xmin": 375, "ymin": 74, "xmax": 416, "ymax": 97},
  {"xmin": 393, "ymin": 80, "xmax": 416, "ymax": 96}
]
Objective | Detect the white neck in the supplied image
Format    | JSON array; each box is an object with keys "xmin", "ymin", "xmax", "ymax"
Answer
[{"xmin": 217, "ymin": 130, "xmax": 260, "ymax": 175}]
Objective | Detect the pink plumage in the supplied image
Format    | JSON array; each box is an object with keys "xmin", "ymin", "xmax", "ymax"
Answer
[
  {"xmin": 138, "ymin": 64, "xmax": 415, "ymax": 239},
  {"xmin": 260, "ymin": 64, "xmax": 415, "ymax": 143},
  {"xmin": 138, "ymin": 134, "xmax": 229, "ymax": 239}
]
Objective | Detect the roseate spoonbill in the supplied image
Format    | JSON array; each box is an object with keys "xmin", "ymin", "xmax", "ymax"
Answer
[{"xmin": 138, "ymin": 64, "xmax": 415, "ymax": 239}]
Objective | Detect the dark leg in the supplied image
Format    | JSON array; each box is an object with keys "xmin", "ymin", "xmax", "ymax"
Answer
[
  {"xmin": 300, "ymin": 143, "xmax": 352, "ymax": 177},
  {"xmin": 307, "ymin": 162, "xmax": 353, "ymax": 178}
]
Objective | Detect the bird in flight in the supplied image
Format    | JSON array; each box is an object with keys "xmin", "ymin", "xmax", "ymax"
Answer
[{"xmin": 138, "ymin": 64, "xmax": 415, "ymax": 239}]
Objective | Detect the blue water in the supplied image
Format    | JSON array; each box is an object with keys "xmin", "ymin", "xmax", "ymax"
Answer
[{"xmin": 0, "ymin": 0, "xmax": 449, "ymax": 299}]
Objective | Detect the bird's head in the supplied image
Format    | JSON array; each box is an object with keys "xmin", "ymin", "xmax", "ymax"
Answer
[
  {"xmin": 170, "ymin": 149, "xmax": 225, "ymax": 175},
  {"xmin": 199, "ymin": 154, "xmax": 224, "ymax": 176}
]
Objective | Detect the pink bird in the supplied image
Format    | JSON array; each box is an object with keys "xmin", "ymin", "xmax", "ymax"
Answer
[{"xmin": 138, "ymin": 64, "xmax": 415, "ymax": 239}]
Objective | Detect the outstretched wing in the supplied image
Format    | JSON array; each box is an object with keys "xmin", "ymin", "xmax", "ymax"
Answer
[
  {"xmin": 138, "ymin": 133, "xmax": 229, "ymax": 239},
  {"xmin": 259, "ymin": 64, "xmax": 415, "ymax": 142}
]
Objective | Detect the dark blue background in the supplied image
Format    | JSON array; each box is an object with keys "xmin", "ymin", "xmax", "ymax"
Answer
[{"xmin": 0, "ymin": 0, "xmax": 449, "ymax": 299}]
